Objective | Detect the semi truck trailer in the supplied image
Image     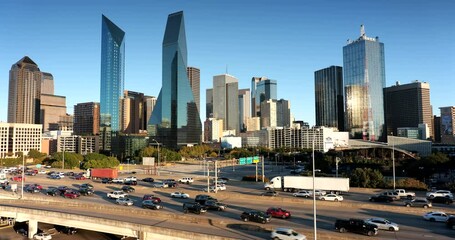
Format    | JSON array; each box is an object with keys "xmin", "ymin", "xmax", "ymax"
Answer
[{"xmin": 264, "ymin": 176, "xmax": 350, "ymax": 192}]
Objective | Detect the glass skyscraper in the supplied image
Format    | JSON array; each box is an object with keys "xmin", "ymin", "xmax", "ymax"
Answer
[
  {"xmin": 251, "ymin": 77, "xmax": 277, "ymax": 117},
  {"xmin": 314, "ymin": 66, "xmax": 344, "ymax": 130},
  {"xmin": 149, "ymin": 11, "xmax": 202, "ymax": 149},
  {"xmin": 343, "ymin": 25, "xmax": 385, "ymax": 141},
  {"xmin": 100, "ymin": 15, "xmax": 125, "ymax": 150}
]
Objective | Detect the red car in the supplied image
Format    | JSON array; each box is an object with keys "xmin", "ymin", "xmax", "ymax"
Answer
[
  {"xmin": 11, "ymin": 176, "xmax": 24, "ymax": 182},
  {"xmin": 63, "ymin": 191, "xmax": 80, "ymax": 199},
  {"xmin": 266, "ymin": 207, "xmax": 291, "ymax": 219},
  {"xmin": 28, "ymin": 184, "xmax": 43, "ymax": 190},
  {"xmin": 74, "ymin": 175, "xmax": 86, "ymax": 180},
  {"xmin": 143, "ymin": 194, "xmax": 161, "ymax": 204}
]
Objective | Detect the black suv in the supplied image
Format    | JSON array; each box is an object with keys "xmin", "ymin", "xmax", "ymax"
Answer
[
  {"xmin": 335, "ymin": 219, "xmax": 378, "ymax": 236},
  {"xmin": 79, "ymin": 188, "xmax": 94, "ymax": 196},
  {"xmin": 182, "ymin": 202, "xmax": 207, "ymax": 214},
  {"xmin": 428, "ymin": 196, "xmax": 453, "ymax": 205},
  {"xmin": 122, "ymin": 186, "xmax": 135, "ymax": 193},
  {"xmin": 204, "ymin": 200, "xmax": 227, "ymax": 211},
  {"xmin": 101, "ymin": 178, "xmax": 113, "ymax": 184},
  {"xmin": 240, "ymin": 210, "xmax": 271, "ymax": 224},
  {"xmin": 195, "ymin": 194, "xmax": 218, "ymax": 205},
  {"xmin": 46, "ymin": 188, "xmax": 59, "ymax": 196},
  {"xmin": 369, "ymin": 194, "xmax": 395, "ymax": 202}
]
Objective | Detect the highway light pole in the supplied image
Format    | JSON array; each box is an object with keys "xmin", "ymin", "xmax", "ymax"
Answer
[
  {"xmin": 312, "ymin": 128, "xmax": 319, "ymax": 240},
  {"xmin": 62, "ymin": 137, "xmax": 65, "ymax": 170},
  {"xmin": 21, "ymin": 152, "xmax": 25, "ymax": 199},
  {"xmin": 151, "ymin": 139, "xmax": 160, "ymax": 176},
  {"xmin": 391, "ymin": 133, "xmax": 396, "ymax": 190}
]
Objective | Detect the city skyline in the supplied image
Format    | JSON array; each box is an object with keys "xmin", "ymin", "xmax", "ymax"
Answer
[{"xmin": 1, "ymin": 1, "xmax": 454, "ymax": 126}]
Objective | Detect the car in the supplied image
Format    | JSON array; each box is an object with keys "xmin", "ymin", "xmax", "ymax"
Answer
[
  {"xmin": 195, "ymin": 194, "xmax": 217, "ymax": 205},
  {"xmin": 178, "ymin": 177, "xmax": 194, "ymax": 184},
  {"xmin": 171, "ymin": 191, "xmax": 190, "ymax": 198},
  {"xmin": 266, "ymin": 207, "xmax": 291, "ymax": 219},
  {"xmin": 240, "ymin": 210, "xmax": 271, "ymax": 224},
  {"xmin": 11, "ymin": 176, "xmax": 24, "ymax": 182},
  {"xmin": 25, "ymin": 186, "xmax": 40, "ymax": 193},
  {"xmin": 261, "ymin": 190, "xmax": 278, "ymax": 196},
  {"xmin": 49, "ymin": 174, "xmax": 61, "ymax": 180},
  {"xmin": 335, "ymin": 219, "xmax": 378, "ymax": 236},
  {"xmin": 16, "ymin": 228, "xmax": 28, "ymax": 236},
  {"xmin": 46, "ymin": 188, "xmax": 59, "ymax": 196},
  {"xmin": 369, "ymin": 194, "xmax": 396, "ymax": 202},
  {"xmin": 167, "ymin": 181, "xmax": 179, "ymax": 188},
  {"xmin": 112, "ymin": 178, "xmax": 124, "ymax": 184},
  {"xmin": 38, "ymin": 170, "xmax": 47, "ymax": 174},
  {"xmin": 446, "ymin": 216, "xmax": 455, "ymax": 229},
  {"xmin": 116, "ymin": 197, "xmax": 134, "ymax": 206},
  {"xmin": 203, "ymin": 200, "xmax": 227, "ymax": 211},
  {"xmin": 74, "ymin": 175, "xmax": 86, "ymax": 180},
  {"xmin": 423, "ymin": 211, "xmax": 450, "ymax": 222},
  {"xmin": 121, "ymin": 186, "xmax": 135, "ymax": 193},
  {"xmin": 124, "ymin": 176, "xmax": 137, "ymax": 182},
  {"xmin": 151, "ymin": 182, "xmax": 168, "ymax": 188},
  {"xmin": 57, "ymin": 186, "xmax": 69, "ymax": 195},
  {"xmin": 215, "ymin": 178, "xmax": 228, "ymax": 184},
  {"xmin": 426, "ymin": 190, "xmax": 453, "ymax": 199},
  {"xmin": 34, "ymin": 233, "xmax": 52, "ymax": 240},
  {"xmin": 28, "ymin": 184, "xmax": 43, "ymax": 190},
  {"xmin": 80, "ymin": 183, "xmax": 94, "ymax": 189},
  {"xmin": 142, "ymin": 200, "xmax": 163, "ymax": 210},
  {"xmin": 319, "ymin": 194, "xmax": 343, "ymax": 202},
  {"xmin": 309, "ymin": 190, "xmax": 326, "ymax": 196},
  {"xmin": 55, "ymin": 226, "xmax": 77, "ymax": 235},
  {"xmin": 107, "ymin": 191, "xmax": 128, "ymax": 199},
  {"xmin": 63, "ymin": 191, "xmax": 80, "ymax": 199},
  {"xmin": 142, "ymin": 194, "xmax": 162, "ymax": 204},
  {"xmin": 380, "ymin": 191, "xmax": 400, "ymax": 200},
  {"xmin": 142, "ymin": 177, "xmax": 154, "ymax": 182},
  {"xmin": 25, "ymin": 171, "xmax": 36, "ymax": 176},
  {"xmin": 293, "ymin": 190, "xmax": 311, "ymax": 198},
  {"xmin": 79, "ymin": 188, "xmax": 94, "ymax": 196},
  {"xmin": 428, "ymin": 196, "xmax": 454, "ymax": 205},
  {"xmin": 271, "ymin": 228, "xmax": 306, "ymax": 240},
  {"xmin": 404, "ymin": 198, "xmax": 432, "ymax": 208},
  {"xmin": 101, "ymin": 178, "xmax": 113, "ymax": 184},
  {"xmin": 365, "ymin": 218, "xmax": 399, "ymax": 231},
  {"xmin": 124, "ymin": 180, "xmax": 137, "ymax": 186},
  {"xmin": 183, "ymin": 202, "xmax": 207, "ymax": 214}
]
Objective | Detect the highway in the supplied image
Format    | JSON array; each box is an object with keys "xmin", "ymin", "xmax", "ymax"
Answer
[{"xmin": 1, "ymin": 163, "xmax": 455, "ymax": 239}]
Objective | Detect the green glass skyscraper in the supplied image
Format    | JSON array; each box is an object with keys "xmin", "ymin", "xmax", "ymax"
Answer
[
  {"xmin": 100, "ymin": 15, "xmax": 125, "ymax": 150},
  {"xmin": 149, "ymin": 11, "xmax": 201, "ymax": 149}
]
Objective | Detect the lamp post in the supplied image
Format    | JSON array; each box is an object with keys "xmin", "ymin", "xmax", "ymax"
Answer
[
  {"xmin": 391, "ymin": 133, "xmax": 395, "ymax": 190},
  {"xmin": 151, "ymin": 139, "xmax": 160, "ymax": 176},
  {"xmin": 21, "ymin": 152, "xmax": 25, "ymax": 199},
  {"xmin": 62, "ymin": 137, "xmax": 65, "ymax": 170},
  {"xmin": 312, "ymin": 128, "xmax": 319, "ymax": 240}
]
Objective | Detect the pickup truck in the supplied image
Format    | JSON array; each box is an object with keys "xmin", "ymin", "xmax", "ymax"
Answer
[
  {"xmin": 335, "ymin": 219, "xmax": 378, "ymax": 236},
  {"xmin": 394, "ymin": 189, "xmax": 416, "ymax": 199},
  {"xmin": 107, "ymin": 191, "xmax": 128, "ymax": 199}
]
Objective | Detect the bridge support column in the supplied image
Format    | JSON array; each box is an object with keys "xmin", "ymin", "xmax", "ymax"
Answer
[
  {"xmin": 138, "ymin": 231, "xmax": 148, "ymax": 240},
  {"xmin": 28, "ymin": 219, "xmax": 38, "ymax": 239}
]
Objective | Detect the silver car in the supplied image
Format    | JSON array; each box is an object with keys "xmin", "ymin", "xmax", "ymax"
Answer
[{"xmin": 365, "ymin": 218, "xmax": 399, "ymax": 231}]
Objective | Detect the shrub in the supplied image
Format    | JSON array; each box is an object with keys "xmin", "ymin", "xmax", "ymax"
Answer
[
  {"xmin": 242, "ymin": 175, "xmax": 269, "ymax": 182},
  {"xmin": 385, "ymin": 178, "xmax": 427, "ymax": 191}
]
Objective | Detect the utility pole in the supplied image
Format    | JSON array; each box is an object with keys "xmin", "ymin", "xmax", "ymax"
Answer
[
  {"xmin": 207, "ymin": 161, "xmax": 210, "ymax": 193},
  {"xmin": 215, "ymin": 161, "xmax": 218, "ymax": 193},
  {"xmin": 255, "ymin": 162, "xmax": 258, "ymax": 182},
  {"xmin": 262, "ymin": 156, "xmax": 265, "ymax": 183},
  {"xmin": 21, "ymin": 152, "xmax": 25, "ymax": 199},
  {"xmin": 62, "ymin": 137, "xmax": 65, "ymax": 170}
]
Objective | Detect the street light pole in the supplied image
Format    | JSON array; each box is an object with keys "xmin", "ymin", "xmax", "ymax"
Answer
[
  {"xmin": 312, "ymin": 128, "xmax": 318, "ymax": 240},
  {"xmin": 21, "ymin": 152, "xmax": 25, "ymax": 199},
  {"xmin": 391, "ymin": 133, "xmax": 395, "ymax": 190},
  {"xmin": 62, "ymin": 137, "xmax": 65, "ymax": 170},
  {"xmin": 151, "ymin": 139, "xmax": 160, "ymax": 176}
]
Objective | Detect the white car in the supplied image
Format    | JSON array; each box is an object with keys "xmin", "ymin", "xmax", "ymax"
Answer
[
  {"xmin": 34, "ymin": 233, "xmax": 52, "ymax": 240},
  {"xmin": 319, "ymin": 194, "xmax": 343, "ymax": 201},
  {"xmin": 107, "ymin": 191, "xmax": 128, "ymax": 199},
  {"xmin": 293, "ymin": 190, "xmax": 311, "ymax": 198},
  {"xmin": 365, "ymin": 218, "xmax": 399, "ymax": 231},
  {"xmin": 309, "ymin": 190, "xmax": 326, "ymax": 196},
  {"xmin": 38, "ymin": 170, "xmax": 47, "ymax": 174},
  {"xmin": 112, "ymin": 178, "xmax": 124, "ymax": 184},
  {"xmin": 151, "ymin": 182, "xmax": 168, "ymax": 188},
  {"xmin": 178, "ymin": 177, "xmax": 194, "ymax": 184},
  {"xmin": 212, "ymin": 184, "xmax": 226, "ymax": 191},
  {"xmin": 423, "ymin": 211, "xmax": 450, "ymax": 222},
  {"xmin": 170, "ymin": 192, "xmax": 190, "ymax": 199},
  {"xmin": 124, "ymin": 176, "xmax": 137, "ymax": 182},
  {"xmin": 116, "ymin": 197, "xmax": 134, "ymax": 206},
  {"xmin": 271, "ymin": 228, "xmax": 306, "ymax": 240},
  {"xmin": 426, "ymin": 190, "xmax": 453, "ymax": 199}
]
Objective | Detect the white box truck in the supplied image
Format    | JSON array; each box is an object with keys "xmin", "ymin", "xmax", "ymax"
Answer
[{"xmin": 264, "ymin": 176, "xmax": 350, "ymax": 192}]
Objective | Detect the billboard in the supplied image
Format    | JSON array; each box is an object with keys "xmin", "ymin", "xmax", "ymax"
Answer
[{"xmin": 142, "ymin": 157, "xmax": 155, "ymax": 166}]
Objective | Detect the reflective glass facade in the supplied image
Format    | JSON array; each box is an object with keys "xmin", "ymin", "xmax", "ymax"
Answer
[
  {"xmin": 149, "ymin": 11, "xmax": 202, "ymax": 149},
  {"xmin": 314, "ymin": 66, "xmax": 344, "ymax": 130},
  {"xmin": 100, "ymin": 15, "xmax": 125, "ymax": 134},
  {"xmin": 251, "ymin": 78, "xmax": 277, "ymax": 117},
  {"xmin": 343, "ymin": 30, "xmax": 385, "ymax": 141}
]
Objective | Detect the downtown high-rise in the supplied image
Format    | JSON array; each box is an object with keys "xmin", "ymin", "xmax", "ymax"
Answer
[
  {"xmin": 187, "ymin": 67, "xmax": 200, "ymax": 113},
  {"xmin": 343, "ymin": 25, "xmax": 385, "ymax": 141},
  {"xmin": 148, "ymin": 11, "xmax": 202, "ymax": 148},
  {"xmin": 213, "ymin": 74, "xmax": 239, "ymax": 134},
  {"xmin": 99, "ymin": 15, "xmax": 125, "ymax": 150},
  {"xmin": 251, "ymin": 77, "xmax": 277, "ymax": 117}
]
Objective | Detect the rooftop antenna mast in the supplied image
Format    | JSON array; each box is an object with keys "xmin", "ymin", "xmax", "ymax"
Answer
[
  {"xmin": 226, "ymin": 64, "xmax": 228, "ymax": 74},
  {"xmin": 360, "ymin": 24, "xmax": 365, "ymax": 37}
]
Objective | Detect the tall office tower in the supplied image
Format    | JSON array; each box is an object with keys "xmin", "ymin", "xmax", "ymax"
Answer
[
  {"xmin": 144, "ymin": 95, "xmax": 156, "ymax": 130},
  {"xmin": 213, "ymin": 74, "xmax": 239, "ymax": 134},
  {"xmin": 203, "ymin": 118, "xmax": 223, "ymax": 142},
  {"xmin": 40, "ymin": 93, "xmax": 67, "ymax": 132},
  {"xmin": 41, "ymin": 72, "xmax": 54, "ymax": 95},
  {"xmin": 121, "ymin": 90, "xmax": 146, "ymax": 134},
  {"xmin": 433, "ymin": 115, "xmax": 441, "ymax": 143},
  {"xmin": 314, "ymin": 66, "xmax": 344, "ymax": 130},
  {"xmin": 260, "ymin": 99, "xmax": 277, "ymax": 128},
  {"xmin": 187, "ymin": 67, "xmax": 200, "ymax": 113},
  {"xmin": 440, "ymin": 106, "xmax": 455, "ymax": 144},
  {"xmin": 148, "ymin": 11, "xmax": 202, "ymax": 148},
  {"xmin": 384, "ymin": 81, "xmax": 433, "ymax": 139},
  {"xmin": 8, "ymin": 56, "xmax": 42, "ymax": 124},
  {"xmin": 343, "ymin": 25, "xmax": 386, "ymax": 141},
  {"xmin": 74, "ymin": 102, "xmax": 100, "ymax": 136},
  {"xmin": 277, "ymin": 99, "xmax": 291, "ymax": 127},
  {"xmin": 251, "ymin": 77, "xmax": 278, "ymax": 117},
  {"xmin": 238, "ymin": 89, "xmax": 251, "ymax": 132},
  {"xmin": 206, "ymin": 88, "xmax": 213, "ymax": 118},
  {"xmin": 100, "ymin": 15, "xmax": 125, "ymax": 151}
]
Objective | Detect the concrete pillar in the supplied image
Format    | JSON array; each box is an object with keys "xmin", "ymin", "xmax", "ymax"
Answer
[{"xmin": 28, "ymin": 219, "xmax": 38, "ymax": 239}]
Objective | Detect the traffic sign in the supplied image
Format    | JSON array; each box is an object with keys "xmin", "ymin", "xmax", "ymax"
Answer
[
  {"xmin": 239, "ymin": 157, "xmax": 246, "ymax": 165},
  {"xmin": 246, "ymin": 157, "xmax": 253, "ymax": 164},
  {"xmin": 253, "ymin": 156, "xmax": 260, "ymax": 163}
]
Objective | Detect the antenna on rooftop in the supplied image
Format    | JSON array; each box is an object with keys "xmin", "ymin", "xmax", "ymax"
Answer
[
  {"xmin": 226, "ymin": 64, "xmax": 228, "ymax": 74},
  {"xmin": 360, "ymin": 24, "xmax": 365, "ymax": 37}
]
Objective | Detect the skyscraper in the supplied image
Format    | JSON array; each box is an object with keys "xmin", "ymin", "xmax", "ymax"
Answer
[
  {"xmin": 187, "ymin": 67, "xmax": 200, "ymax": 113},
  {"xmin": 213, "ymin": 74, "xmax": 239, "ymax": 134},
  {"xmin": 277, "ymin": 99, "xmax": 291, "ymax": 127},
  {"xmin": 384, "ymin": 81, "xmax": 432, "ymax": 139},
  {"xmin": 238, "ymin": 89, "xmax": 251, "ymax": 132},
  {"xmin": 343, "ymin": 25, "xmax": 385, "ymax": 141},
  {"xmin": 251, "ymin": 77, "xmax": 277, "ymax": 117},
  {"xmin": 314, "ymin": 66, "xmax": 344, "ymax": 130},
  {"xmin": 8, "ymin": 56, "xmax": 42, "ymax": 124},
  {"xmin": 149, "ymin": 11, "xmax": 202, "ymax": 148},
  {"xmin": 440, "ymin": 106, "xmax": 455, "ymax": 144},
  {"xmin": 100, "ymin": 15, "xmax": 125, "ymax": 150},
  {"xmin": 121, "ymin": 90, "xmax": 147, "ymax": 134},
  {"xmin": 74, "ymin": 102, "xmax": 100, "ymax": 136},
  {"xmin": 41, "ymin": 72, "xmax": 54, "ymax": 95},
  {"xmin": 206, "ymin": 88, "xmax": 213, "ymax": 118}
]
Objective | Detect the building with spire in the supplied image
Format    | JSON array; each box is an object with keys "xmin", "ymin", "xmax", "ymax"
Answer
[
  {"xmin": 343, "ymin": 25, "xmax": 386, "ymax": 141},
  {"xmin": 148, "ymin": 11, "xmax": 202, "ymax": 148},
  {"xmin": 99, "ymin": 15, "xmax": 125, "ymax": 151}
]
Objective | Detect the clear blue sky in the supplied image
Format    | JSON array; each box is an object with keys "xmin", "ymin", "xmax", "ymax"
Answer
[{"xmin": 1, "ymin": 0, "xmax": 454, "ymax": 125}]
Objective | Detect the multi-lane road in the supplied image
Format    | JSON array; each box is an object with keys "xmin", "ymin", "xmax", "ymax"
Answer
[{"xmin": 1, "ymin": 162, "xmax": 455, "ymax": 240}]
